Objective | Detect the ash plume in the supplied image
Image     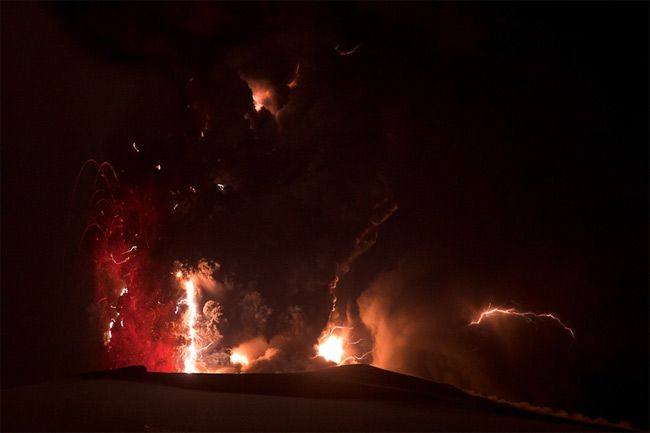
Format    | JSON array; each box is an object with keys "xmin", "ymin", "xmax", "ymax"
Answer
[
  {"xmin": 358, "ymin": 260, "xmax": 578, "ymax": 410},
  {"xmin": 32, "ymin": 3, "xmax": 646, "ymax": 428}
]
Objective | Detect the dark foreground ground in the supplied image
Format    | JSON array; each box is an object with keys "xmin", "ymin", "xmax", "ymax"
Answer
[{"xmin": 1, "ymin": 364, "xmax": 631, "ymax": 432}]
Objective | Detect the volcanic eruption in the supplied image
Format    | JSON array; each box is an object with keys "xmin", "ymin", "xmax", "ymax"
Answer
[{"xmin": 3, "ymin": 3, "xmax": 647, "ymax": 431}]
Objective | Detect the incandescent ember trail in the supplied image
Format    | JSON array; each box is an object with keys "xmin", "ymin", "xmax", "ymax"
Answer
[{"xmin": 182, "ymin": 279, "xmax": 199, "ymax": 373}]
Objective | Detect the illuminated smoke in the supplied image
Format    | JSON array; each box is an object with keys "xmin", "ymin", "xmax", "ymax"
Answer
[
  {"xmin": 245, "ymin": 79, "xmax": 276, "ymax": 114},
  {"xmin": 242, "ymin": 62, "xmax": 299, "ymax": 117},
  {"xmin": 173, "ymin": 264, "xmax": 227, "ymax": 373},
  {"xmin": 315, "ymin": 200, "xmax": 398, "ymax": 365},
  {"xmin": 358, "ymin": 261, "xmax": 578, "ymax": 409},
  {"xmin": 75, "ymin": 40, "xmax": 541, "ymax": 386},
  {"xmin": 166, "ymin": 262, "xmax": 285, "ymax": 374},
  {"xmin": 328, "ymin": 200, "xmax": 398, "ymax": 318},
  {"xmin": 228, "ymin": 337, "xmax": 279, "ymax": 372}
]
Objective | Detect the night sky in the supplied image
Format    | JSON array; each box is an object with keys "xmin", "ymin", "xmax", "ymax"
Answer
[{"xmin": 2, "ymin": 2, "xmax": 648, "ymax": 428}]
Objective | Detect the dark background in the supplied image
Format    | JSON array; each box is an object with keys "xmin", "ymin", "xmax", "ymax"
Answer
[{"xmin": 2, "ymin": 2, "xmax": 648, "ymax": 428}]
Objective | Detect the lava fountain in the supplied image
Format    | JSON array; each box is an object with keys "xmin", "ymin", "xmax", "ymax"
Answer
[{"xmin": 182, "ymin": 278, "xmax": 199, "ymax": 373}]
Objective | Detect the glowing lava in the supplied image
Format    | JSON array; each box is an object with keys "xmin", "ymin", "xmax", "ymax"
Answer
[
  {"xmin": 470, "ymin": 306, "xmax": 575, "ymax": 340},
  {"xmin": 230, "ymin": 352, "xmax": 249, "ymax": 366},
  {"xmin": 317, "ymin": 334, "xmax": 345, "ymax": 364},
  {"xmin": 183, "ymin": 279, "xmax": 199, "ymax": 373},
  {"xmin": 82, "ymin": 158, "xmax": 386, "ymax": 374}
]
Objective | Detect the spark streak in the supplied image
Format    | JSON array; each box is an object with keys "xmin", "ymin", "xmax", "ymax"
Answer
[
  {"xmin": 104, "ymin": 319, "xmax": 116, "ymax": 346},
  {"xmin": 110, "ymin": 253, "xmax": 131, "ymax": 265},
  {"xmin": 122, "ymin": 245, "xmax": 137, "ymax": 254},
  {"xmin": 335, "ymin": 43, "xmax": 363, "ymax": 56},
  {"xmin": 287, "ymin": 64, "xmax": 300, "ymax": 89}
]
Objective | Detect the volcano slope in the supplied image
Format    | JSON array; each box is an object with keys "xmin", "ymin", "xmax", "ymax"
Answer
[{"xmin": 1, "ymin": 364, "xmax": 627, "ymax": 432}]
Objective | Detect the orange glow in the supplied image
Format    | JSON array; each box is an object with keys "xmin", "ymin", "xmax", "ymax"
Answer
[
  {"xmin": 315, "ymin": 322, "xmax": 358, "ymax": 365},
  {"xmin": 229, "ymin": 337, "xmax": 278, "ymax": 371},
  {"xmin": 251, "ymin": 83, "xmax": 273, "ymax": 111},
  {"xmin": 317, "ymin": 334, "xmax": 345, "ymax": 364},
  {"xmin": 244, "ymin": 79, "xmax": 275, "ymax": 113},
  {"xmin": 230, "ymin": 352, "xmax": 249, "ymax": 366},
  {"xmin": 287, "ymin": 64, "xmax": 300, "ymax": 89}
]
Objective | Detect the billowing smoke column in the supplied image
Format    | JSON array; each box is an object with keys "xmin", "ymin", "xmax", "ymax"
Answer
[
  {"xmin": 79, "ymin": 36, "xmax": 397, "ymax": 372},
  {"xmin": 72, "ymin": 5, "xmax": 580, "ymax": 417},
  {"xmin": 357, "ymin": 262, "xmax": 577, "ymax": 408},
  {"xmin": 315, "ymin": 199, "xmax": 398, "ymax": 365}
]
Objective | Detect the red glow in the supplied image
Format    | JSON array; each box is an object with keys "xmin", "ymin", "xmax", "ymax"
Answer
[{"xmin": 86, "ymin": 183, "xmax": 179, "ymax": 372}]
